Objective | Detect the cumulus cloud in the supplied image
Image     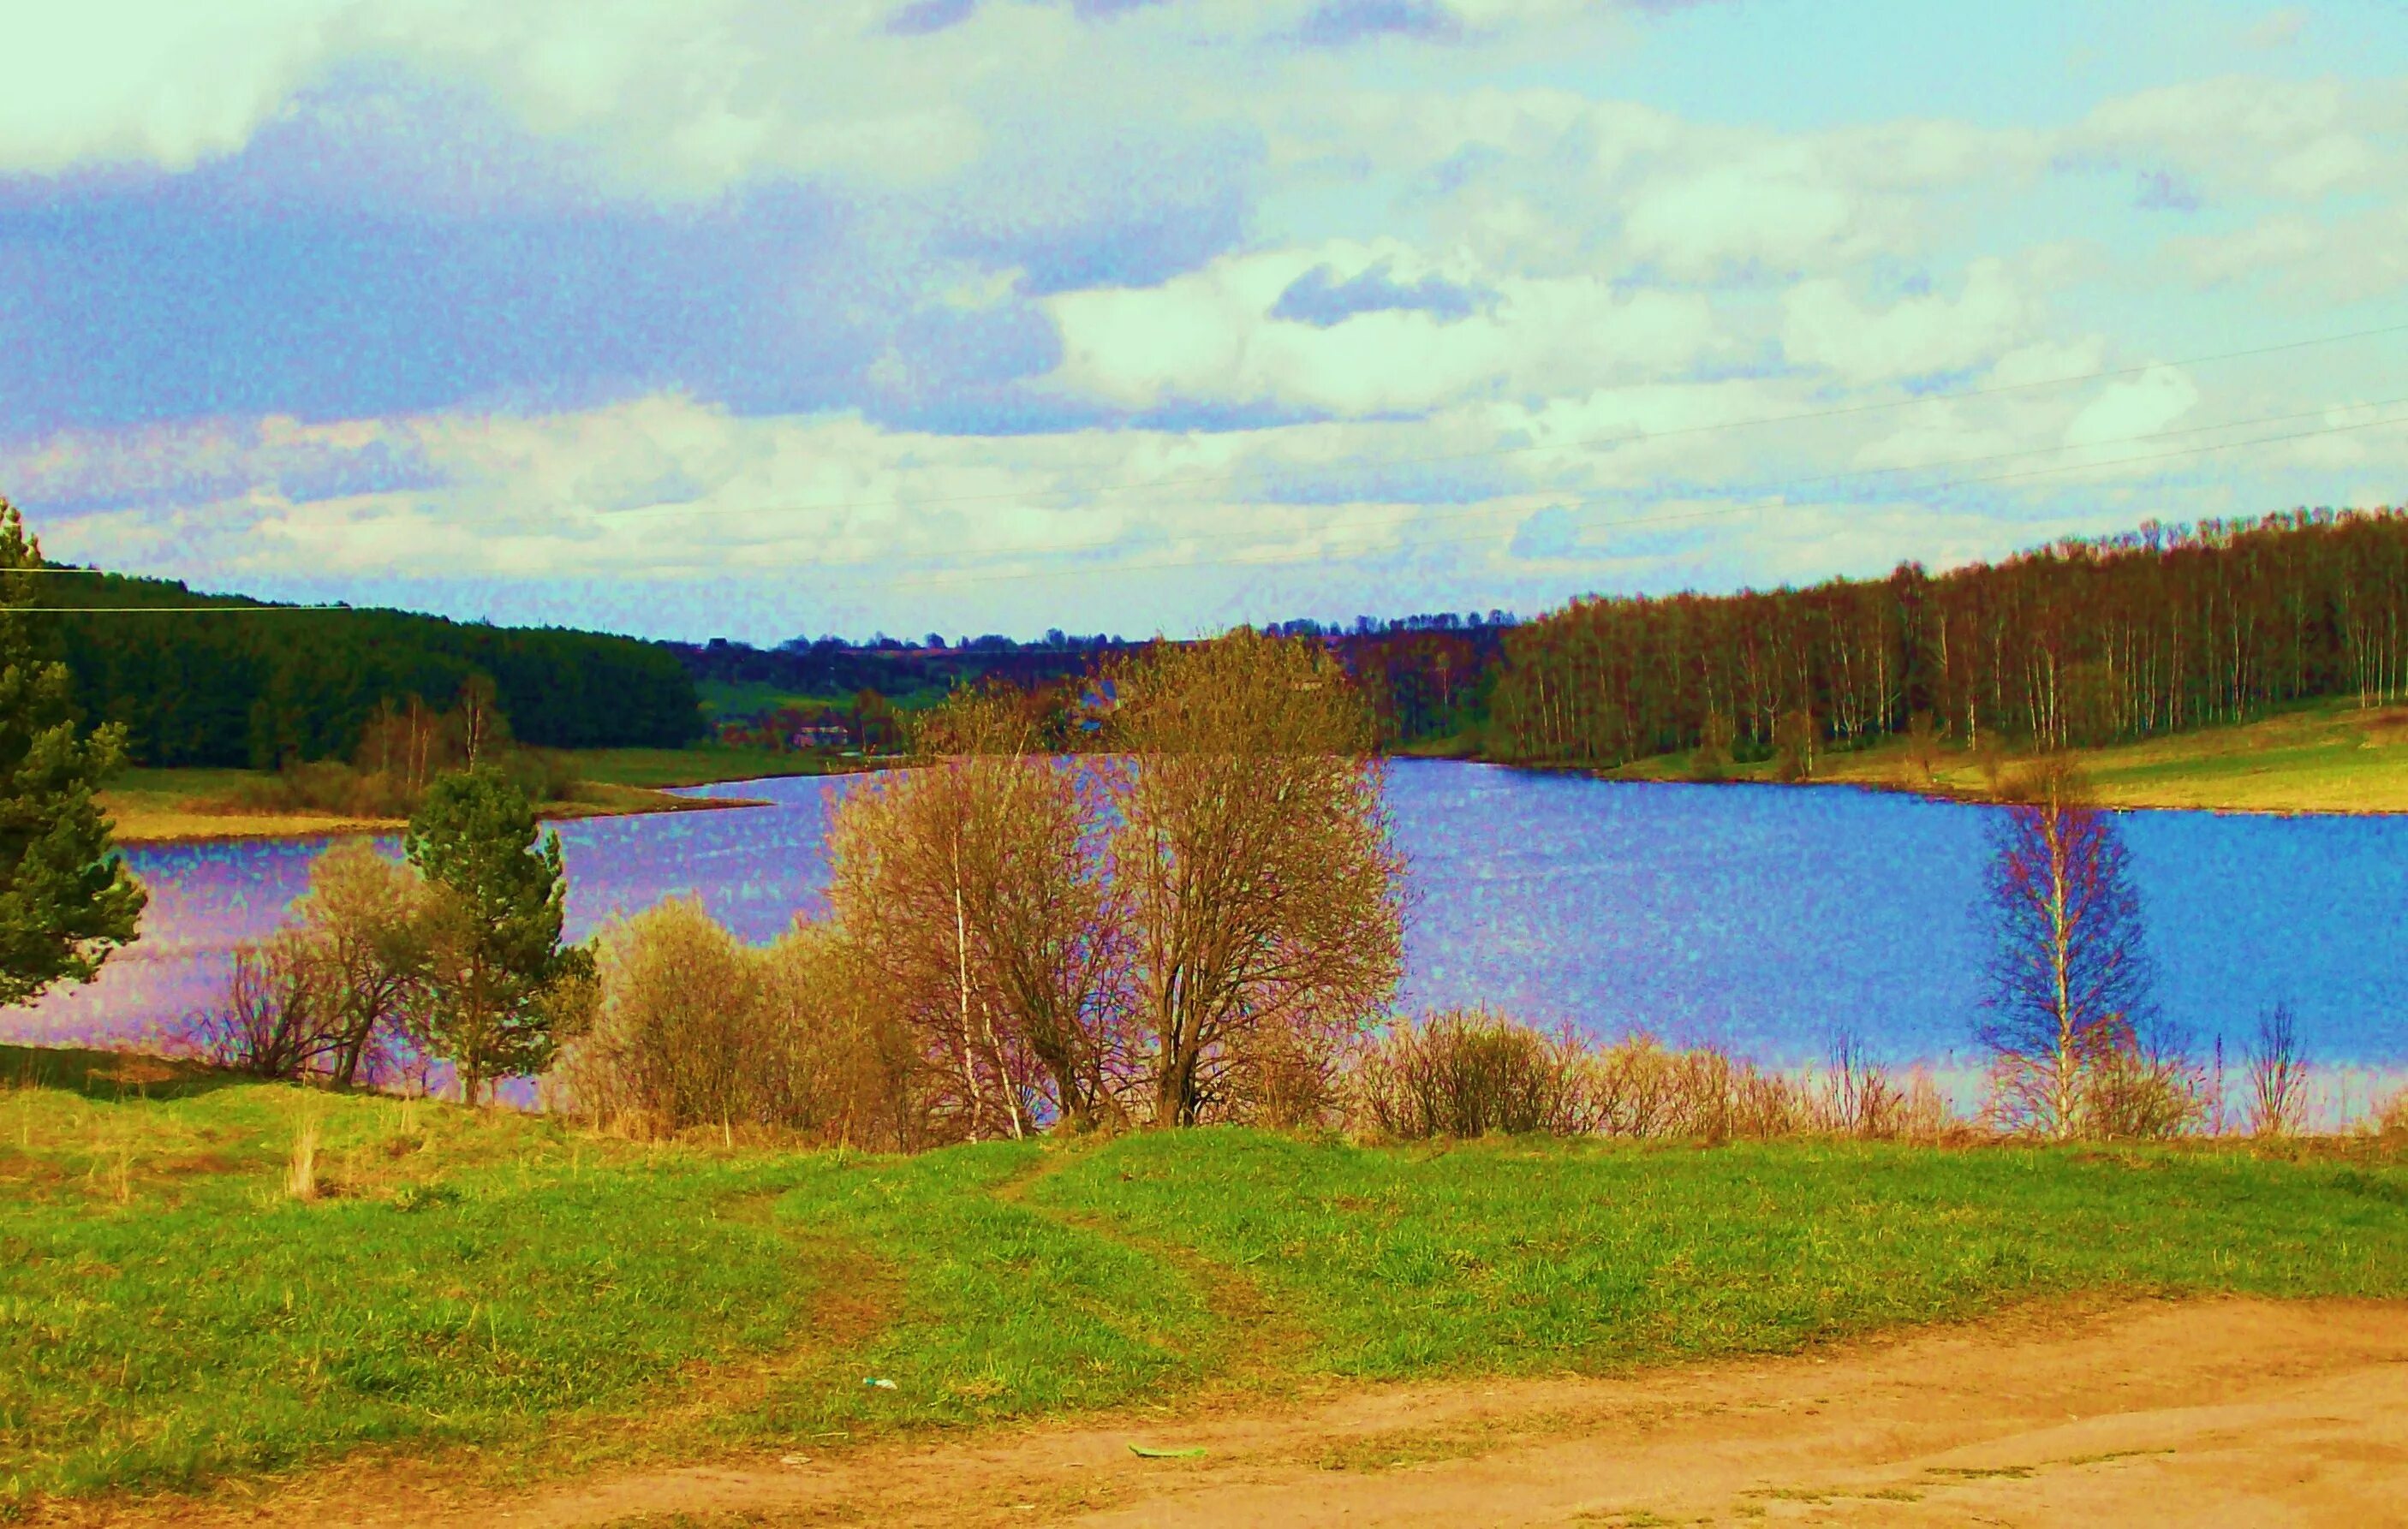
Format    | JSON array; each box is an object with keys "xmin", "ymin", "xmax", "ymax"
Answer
[
  {"xmin": 1045, "ymin": 244, "xmax": 1720, "ymax": 415},
  {"xmin": 3, "ymin": 2, "xmax": 339, "ymax": 173},
  {"xmin": 7, "ymin": 0, "xmax": 2408, "ymax": 638},
  {"xmin": 2076, "ymin": 75, "xmax": 2407, "ymax": 201},
  {"xmin": 2165, "ymin": 204, "xmax": 2408, "ymax": 301},
  {"xmin": 1781, "ymin": 259, "xmax": 2035, "ymax": 384}
]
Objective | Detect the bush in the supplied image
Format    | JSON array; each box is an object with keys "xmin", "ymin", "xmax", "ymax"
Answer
[
  {"xmin": 1346, "ymin": 1017, "xmax": 1967, "ymax": 1144},
  {"xmin": 1353, "ymin": 1008, "xmax": 1580, "ymax": 1139},
  {"xmin": 559, "ymin": 898, "xmax": 921, "ymax": 1145},
  {"xmin": 2083, "ymin": 1045, "xmax": 2211, "ymax": 1140},
  {"xmin": 199, "ymin": 934, "xmax": 341, "ymax": 1079}
]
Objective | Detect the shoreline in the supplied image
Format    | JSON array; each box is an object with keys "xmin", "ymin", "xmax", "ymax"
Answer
[
  {"xmin": 1472, "ymin": 757, "xmax": 2408, "ymax": 819},
  {"xmin": 104, "ymin": 788, "xmax": 775, "ymax": 848}
]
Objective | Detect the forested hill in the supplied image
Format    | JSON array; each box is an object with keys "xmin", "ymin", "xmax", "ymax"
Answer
[
  {"xmin": 1486, "ymin": 507, "xmax": 2408, "ymax": 769},
  {"xmin": 46, "ymin": 573, "xmax": 702, "ymax": 767}
]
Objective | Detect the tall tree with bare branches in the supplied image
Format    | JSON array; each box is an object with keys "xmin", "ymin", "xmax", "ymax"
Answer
[
  {"xmin": 1104, "ymin": 630, "xmax": 1404, "ymax": 1127},
  {"xmin": 1975, "ymin": 759, "xmax": 2156, "ymax": 1138},
  {"xmin": 829, "ymin": 683, "xmax": 1127, "ymax": 1134}
]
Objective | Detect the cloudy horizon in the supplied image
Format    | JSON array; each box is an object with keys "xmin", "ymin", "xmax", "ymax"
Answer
[{"xmin": 5, "ymin": 0, "xmax": 2405, "ymax": 643}]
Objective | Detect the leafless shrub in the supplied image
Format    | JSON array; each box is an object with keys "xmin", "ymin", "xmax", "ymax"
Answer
[
  {"xmin": 569, "ymin": 897, "xmax": 765, "ymax": 1134},
  {"xmin": 197, "ymin": 844, "xmax": 433, "ymax": 1089},
  {"xmin": 2245, "ymin": 1002, "xmax": 2310, "ymax": 1139},
  {"xmin": 2374, "ymin": 1088, "xmax": 2408, "ymax": 1138},
  {"xmin": 1351, "ymin": 1008, "xmax": 1582, "ymax": 1139},
  {"xmin": 1227, "ymin": 1015, "xmax": 1352, "ymax": 1131},
  {"xmin": 557, "ymin": 898, "xmax": 927, "ymax": 1146},
  {"xmin": 200, "ymin": 933, "xmax": 343, "ymax": 1078},
  {"xmin": 2081, "ymin": 1033, "xmax": 2211, "ymax": 1140},
  {"xmin": 1821, "ymin": 1031, "xmax": 1904, "ymax": 1137},
  {"xmin": 1344, "ymin": 1020, "xmax": 1955, "ymax": 1144}
]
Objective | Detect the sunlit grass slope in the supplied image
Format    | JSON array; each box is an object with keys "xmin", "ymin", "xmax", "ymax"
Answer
[
  {"xmin": 1604, "ymin": 697, "xmax": 2408, "ymax": 814},
  {"xmin": 98, "ymin": 746, "xmax": 824, "ymax": 844},
  {"xmin": 7, "ymin": 1050, "xmax": 2408, "ymax": 1508}
]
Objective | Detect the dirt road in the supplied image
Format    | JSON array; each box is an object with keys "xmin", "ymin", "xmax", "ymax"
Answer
[{"xmin": 89, "ymin": 1297, "xmax": 2408, "ymax": 1526}]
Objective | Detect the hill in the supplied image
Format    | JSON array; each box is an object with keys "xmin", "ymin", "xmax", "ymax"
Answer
[{"xmin": 45, "ymin": 572, "xmax": 703, "ymax": 767}]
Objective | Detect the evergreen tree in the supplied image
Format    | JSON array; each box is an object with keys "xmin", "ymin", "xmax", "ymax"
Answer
[
  {"xmin": 0, "ymin": 500, "xmax": 145, "ymax": 1004},
  {"xmin": 405, "ymin": 764, "xmax": 587, "ymax": 1104}
]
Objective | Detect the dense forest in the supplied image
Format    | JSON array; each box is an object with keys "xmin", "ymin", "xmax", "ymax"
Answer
[
  {"xmin": 670, "ymin": 631, "xmax": 1130, "ymax": 709},
  {"xmin": 1485, "ymin": 508, "xmax": 2408, "ymax": 767},
  {"xmin": 51, "ymin": 574, "xmax": 702, "ymax": 768},
  {"xmin": 55, "ymin": 508, "xmax": 2405, "ymax": 776},
  {"xmin": 678, "ymin": 616, "xmax": 1518, "ymax": 750}
]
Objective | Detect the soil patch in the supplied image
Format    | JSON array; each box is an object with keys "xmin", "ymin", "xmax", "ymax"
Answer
[{"xmin": 65, "ymin": 1295, "xmax": 2408, "ymax": 1527}]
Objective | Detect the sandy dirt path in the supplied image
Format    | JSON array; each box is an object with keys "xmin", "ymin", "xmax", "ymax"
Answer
[{"xmin": 81, "ymin": 1296, "xmax": 2408, "ymax": 1527}]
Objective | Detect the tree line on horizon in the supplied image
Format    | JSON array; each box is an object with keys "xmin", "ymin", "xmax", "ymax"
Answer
[
  {"xmin": 1484, "ymin": 507, "xmax": 2408, "ymax": 769},
  {"xmin": 51, "ymin": 571, "xmax": 703, "ymax": 769}
]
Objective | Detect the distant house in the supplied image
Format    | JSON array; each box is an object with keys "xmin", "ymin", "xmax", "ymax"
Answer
[{"xmin": 790, "ymin": 723, "xmax": 851, "ymax": 750}]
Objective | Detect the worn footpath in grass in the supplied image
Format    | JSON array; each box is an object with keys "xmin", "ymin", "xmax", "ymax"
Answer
[
  {"xmin": 1030, "ymin": 1128, "xmax": 2408, "ymax": 1377},
  {"xmin": 7, "ymin": 1053, "xmax": 2408, "ymax": 1511},
  {"xmin": 0, "ymin": 1056, "xmax": 1213, "ymax": 1508}
]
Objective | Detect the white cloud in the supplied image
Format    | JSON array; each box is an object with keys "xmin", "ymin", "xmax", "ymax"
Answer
[
  {"xmin": 1042, "ymin": 242, "xmax": 1721, "ymax": 415},
  {"xmin": 3, "ymin": 1, "xmax": 339, "ymax": 172},
  {"xmin": 2077, "ymin": 75, "xmax": 2407, "ymax": 200},
  {"xmin": 2166, "ymin": 204, "xmax": 2408, "ymax": 301},
  {"xmin": 1781, "ymin": 259, "xmax": 2035, "ymax": 384},
  {"xmin": 2062, "ymin": 366, "xmax": 2201, "ymax": 449}
]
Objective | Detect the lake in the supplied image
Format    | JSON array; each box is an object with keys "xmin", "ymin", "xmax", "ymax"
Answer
[{"xmin": 10, "ymin": 760, "xmax": 2406, "ymax": 1100}]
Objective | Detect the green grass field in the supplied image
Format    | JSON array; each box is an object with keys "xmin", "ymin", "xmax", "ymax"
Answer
[
  {"xmin": 7, "ymin": 1048, "xmax": 2408, "ymax": 1512},
  {"xmin": 697, "ymin": 679, "xmax": 948, "ymax": 720},
  {"xmin": 564, "ymin": 745, "xmax": 831, "ymax": 789}
]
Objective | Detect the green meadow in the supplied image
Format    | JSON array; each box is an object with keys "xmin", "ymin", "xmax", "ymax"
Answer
[{"xmin": 7, "ymin": 1046, "xmax": 2408, "ymax": 1511}]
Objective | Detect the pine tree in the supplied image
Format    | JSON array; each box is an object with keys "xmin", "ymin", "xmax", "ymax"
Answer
[
  {"xmin": 405, "ymin": 764, "xmax": 587, "ymax": 1104},
  {"xmin": 0, "ymin": 499, "xmax": 145, "ymax": 1004}
]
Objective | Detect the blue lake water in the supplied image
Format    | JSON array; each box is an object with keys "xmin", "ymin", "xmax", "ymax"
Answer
[{"xmin": 9, "ymin": 760, "xmax": 2406, "ymax": 1078}]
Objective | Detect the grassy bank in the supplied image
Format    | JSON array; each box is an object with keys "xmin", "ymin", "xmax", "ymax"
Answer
[
  {"xmin": 6, "ymin": 1049, "xmax": 2408, "ymax": 1511},
  {"xmin": 98, "ymin": 746, "xmax": 834, "ymax": 845},
  {"xmin": 1588, "ymin": 696, "xmax": 2408, "ymax": 815}
]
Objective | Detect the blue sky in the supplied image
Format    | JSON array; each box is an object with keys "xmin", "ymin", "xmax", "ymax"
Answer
[{"xmin": 3, "ymin": 0, "xmax": 2405, "ymax": 641}]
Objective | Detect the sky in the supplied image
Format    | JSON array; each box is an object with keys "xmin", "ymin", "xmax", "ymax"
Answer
[{"xmin": 3, "ymin": 0, "xmax": 2405, "ymax": 644}]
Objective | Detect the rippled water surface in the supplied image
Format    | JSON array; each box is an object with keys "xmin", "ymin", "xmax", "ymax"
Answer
[{"xmin": 11, "ymin": 760, "xmax": 2406, "ymax": 1072}]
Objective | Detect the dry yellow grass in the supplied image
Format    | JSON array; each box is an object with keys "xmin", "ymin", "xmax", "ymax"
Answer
[
  {"xmin": 98, "ymin": 773, "xmax": 765, "ymax": 846},
  {"xmin": 1603, "ymin": 699, "xmax": 2408, "ymax": 816}
]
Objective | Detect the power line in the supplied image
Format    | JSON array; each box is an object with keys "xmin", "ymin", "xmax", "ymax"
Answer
[
  {"xmin": 601, "ymin": 318, "xmax": 2408, "ymax": 522},
  {"xmin": 888, "ymin": 405, "xmax": 2408, "ymax": 588},
  {"xmin": 21, "ymin": 604, "xmax": 349, "ymax": 614}
]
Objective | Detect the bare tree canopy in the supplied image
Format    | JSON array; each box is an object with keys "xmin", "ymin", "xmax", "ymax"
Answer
[
  {"xmin": 830, "ymin": 683, "xmax": 1128, "ymax": 1137},
  {"xmin": 1103, "ymin": 629, "xmax": 1405, "ymax": 1127},
  {"xmin": 1976, "ymin": 760, "xmax": 2159, "ymax": 1138}
]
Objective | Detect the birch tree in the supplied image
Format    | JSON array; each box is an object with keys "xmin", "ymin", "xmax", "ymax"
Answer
[{"xmin": 1974, "ymin": 760, "xmax": 2156, "ymax": 1138}]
